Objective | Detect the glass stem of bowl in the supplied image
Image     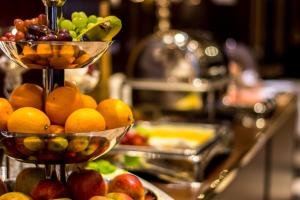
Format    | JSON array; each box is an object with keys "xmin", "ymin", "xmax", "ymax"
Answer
[
  {"xmin": 44, "ymin": 164, "xmax": 67, "ymax": 183},
  {"xmin": 46, "ymin": 5, "xmax": 62, "ymax": 32},
  {"xmin": 43, "ymin": 4, "xmax": 65, "ymax": 97},
  {"xmin": 43, "ymin": 69, "xmax": 64, "ymax": 97}
]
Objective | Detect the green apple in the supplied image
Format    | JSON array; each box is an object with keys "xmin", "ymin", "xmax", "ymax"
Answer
[{"xmin": 48, "ymin": 137, "xmax": 68, "ymax": 152}]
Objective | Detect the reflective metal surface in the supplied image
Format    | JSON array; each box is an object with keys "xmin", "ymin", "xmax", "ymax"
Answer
[
  {"xmin": 126, "ymin": 30, "xmax": 228, "ymax": 117},
  {"xmin": 127, "ymin": 30, "xmax": 228, "ymax": 82},
  {"xmin": 109, "ymin": 121, "xmax": 232, "ymax": 182}
]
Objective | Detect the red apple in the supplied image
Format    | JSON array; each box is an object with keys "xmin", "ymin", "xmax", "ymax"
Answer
[
  {"xmin": 109, "ymin": 174, "xmax": 144, "ymax": 200},
  {"xmin": 106, "ymin": 193, "xmax": 133, "ymax": 200},
  {"xmin": 37, "ymin": 151, "xmax": 63, "ymax": 162},
  {"xmin": 121, "ymin": 132, "xmax": 147, "ymax": 146},
  {"xmin": 30, "ymin": 179, "xmax": 69, "ymax": 200},
  {"xmin": 67, "ymin": 169, "xmax": 107, "ymax": 200}
]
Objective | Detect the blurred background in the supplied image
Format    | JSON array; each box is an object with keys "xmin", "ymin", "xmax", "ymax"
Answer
[
  {"xmin": 0, "ymin": 0, "xmax": 299, "ymax": 79},
  {"xmin": 0, "ymin": 1, "xmax": 299, "ymax": 199}
]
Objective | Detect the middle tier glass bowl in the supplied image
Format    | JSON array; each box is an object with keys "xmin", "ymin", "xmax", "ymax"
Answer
[
  {"xmin": 0, "ymin": 41, "xmax": 112, "ymax": 69},
  {"xmin": 0, "ymin": 125, "xmax": 132, "ymax": 164}
]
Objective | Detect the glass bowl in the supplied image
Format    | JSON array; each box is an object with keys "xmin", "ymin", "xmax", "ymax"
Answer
[
  {"xmin": 0, "ymin": 125, "xmax": 131, "ymax": 164},
  {"xmin": 0, "ymin": 41, "xmax": 112, "ymax": 69}
]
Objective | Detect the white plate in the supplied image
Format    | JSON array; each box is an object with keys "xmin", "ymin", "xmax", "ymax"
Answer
[{"xmin": 103, "ymin": 168, "xmax": 174, "ymax": 200}]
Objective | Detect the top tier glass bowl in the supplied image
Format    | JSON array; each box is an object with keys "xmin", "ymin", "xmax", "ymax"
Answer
[
  {"xmin": 0, "ymin": 41, "xmax": 112, "ymax": 69},
  {"xmin": 1, "ymin": 125, "xmax": 132, "ymax": 164}
]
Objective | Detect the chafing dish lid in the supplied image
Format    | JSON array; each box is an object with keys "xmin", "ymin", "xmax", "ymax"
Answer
[{"xmin": 127, "ymin": 30, "xmax": 228, "ymax": 82}]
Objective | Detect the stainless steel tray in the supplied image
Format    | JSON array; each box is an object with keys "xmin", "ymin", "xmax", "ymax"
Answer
[
  {"xmin": 107, "ymin": 121, "xmax": 232, "ymax": 182},
  {"xmin": 219, "ymin": 97, "xmax": 276, "ymax": 117}
]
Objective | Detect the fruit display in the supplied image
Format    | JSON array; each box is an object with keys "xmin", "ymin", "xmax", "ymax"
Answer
[
  {"xmin": 0, "ymin": 11, "xmax": 121, "ymax": 70},
  {"xmin": 0, "ymin": 1, "xmax": 148, "ymax": 200},
  {"xmin": 0, "ymin": 11, "xmax": 121, "ymax": 42},
  {"xmin": 7, "ymin": 41, "xmax": 111, "ymax": 69},
  {"xmin": 59, "ymin": 12, "xmax": 122, "ymax": 42},
  {"xmin": 0, "ymin": 14, "xmax": 47, "ymax": 42},
  {"xmin": 0, "ymin": 165, "xmax": 167, "ymax": 200},
  {"xmin": 0, "ymin": 83, "xmax": 133, "ymax": 163}
]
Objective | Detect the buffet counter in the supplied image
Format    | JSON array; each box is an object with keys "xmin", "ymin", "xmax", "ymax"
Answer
[{"xmin": 152, "ymin": 93, "xmax": 297, "ymax": 200}]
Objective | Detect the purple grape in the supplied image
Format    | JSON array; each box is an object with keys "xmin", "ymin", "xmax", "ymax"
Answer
[
  {"xmin": 57, "ymin": 32, "xmax": 72, "ymax": 41},
  {"xmin": 59, "ymin": 29, "xmax": 69, "ymax": 34},
  {"xmin": 39, "ymin": 33, "xmax": 58, "ymax": 41},
  {"xmin": 39, "ymin": 36, "xmax": 49, "ymax": 41},
  {"xmin": 25, "ymin": 33, "xmax": 37, "ymax": 41},
  {"xmin": 28, "ymin": 25, "xmax": 50, "ymax": 37}
]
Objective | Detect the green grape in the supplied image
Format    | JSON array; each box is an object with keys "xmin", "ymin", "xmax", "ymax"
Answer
[
  {"xmin": 72, "ymin": 17, "xmax": 88, "ymax": 29},
  {"xmin": 87, "ymin": 23, "xmax": 95, "ymax": 29},
  {"xmin": 76, "ymin": 27, "xmax": 86, "ymax": 35},
  {"xmin": 80, "ymin": 28, "xmax": 87, "ymax": 34},
  {"xmin": 88, "ymin": 15, "xmax": 98, "ymax": 24},
  {"xmin": 78, "ymin": 11, "xmax": 88, "ymax": 19},
  {"xmin": 60, "ymin": 19, "xmax": 75, "ymax": 31},
  {"xmin": 97, "ymin": 17, "xmax": 104, "ymax": 23},
  {"xmin": 69, "ymin": 30, "xmax": 77, "ymax": 38},
  {"xmin": 71, "ymin": 11, "xmax": 80, "ymax": 20}
]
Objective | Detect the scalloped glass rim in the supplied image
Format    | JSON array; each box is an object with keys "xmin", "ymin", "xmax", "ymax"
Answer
[{"xmin": 0, "ymin": 40, "xmax": 113, "ymax": 69}]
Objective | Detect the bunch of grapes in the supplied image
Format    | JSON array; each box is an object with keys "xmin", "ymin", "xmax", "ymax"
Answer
[
  {"xmin": 59, "ymin": 11, "xmax": 102, "ymax": 40},
  {"xmin": 26, "ymin": 25, "xmax": 72, "ymax": 41},
  {"xmin": 0, "ymin": 14, "xmax": 72, "ymax": 42},
  {"xmin": 0, "ymin": 14, "xmax": 47, "ymax": 41}
]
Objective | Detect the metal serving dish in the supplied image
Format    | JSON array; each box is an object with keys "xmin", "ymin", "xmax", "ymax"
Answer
[
  {"xmin": 220, "ymin": 97, "xmax": 276, "ymax": 118},
  {"xmin": 107, "ymin": 121, "xmax": 232, "ymax": 182},
  {"xmin": 125, "ymin": 30, "xmax": 229, "ymax": 119}
]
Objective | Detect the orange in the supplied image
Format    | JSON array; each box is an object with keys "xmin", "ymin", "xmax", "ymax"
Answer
[
  {"xmin": 97, "ymin": 99, "xmax": 134, "ymax": 129},
  {"xmin": 9, "ymin": 83, "xmax": 43, "ymax": 110},
  {"xmin": 48, "ymin": 125, "xmax": 65, "ymax": 134},
  {"xmin": 82, "ymin": 94, "xmax": 97, "ymax": 109},
  {"xmin": 65, "ymin": 108, "xmax": 106, "ymax": 133},
  {"xmin": 7, "ymin": 107, "xmax": 50, "ymax": 133},
  {"xmin": 45, "ymin": 86, "xmax": 83, "ymax": 125},
  {"xmin": 0, "ymin": 98, "xmax": 13, "ymax": 130}
]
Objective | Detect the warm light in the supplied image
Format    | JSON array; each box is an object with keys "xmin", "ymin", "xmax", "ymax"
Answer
[
  {"xmin": 193, "ymin": 78, "xmax": 203, "ymax": 87},
  {"xmin": 189, "ymin": 0, "xmax": 202, "ymax": 5},
  {"xmin": 158, "ymin": 7, "xmax": 170, "ymax": 18},
  {"xmin": 254, "ymin": 103, "xmax": 266, "ymax": 114},
  {"xmin": 256, "ymin": 118, "xmax": 266, "ymax": 129},
  {"xmin": 174, "ymin": 32, "xmax": 187, "ymax": 47},
  {"xmin": 158, "ymin": 20, "xmax": 170, "ymax": 32},
  {"xmin": 187, "ymin": 40, "xmax": 199, "ymax": 52},
  {"xmin": 163, "ymin": 34, "xmax": 173, "ymax": 44},
  {"xmin": 130, "ymin": 0, "xmax": 145, "ymax": 2},
  {"xmin": 110, "ymin": 0, "xmax": 121, "ymax": 6},
  {"xmin": 205, "ymin": 46, "xmax": 219, "ymax": 57},
  {"xmin": 11, "ymin": 28, "xmax": 18, "ymax": 36}
]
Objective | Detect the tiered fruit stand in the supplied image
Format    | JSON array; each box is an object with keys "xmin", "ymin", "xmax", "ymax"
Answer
[{"xmin": 0, "ymin": 0, "xmax": 136, "ymax": 198}]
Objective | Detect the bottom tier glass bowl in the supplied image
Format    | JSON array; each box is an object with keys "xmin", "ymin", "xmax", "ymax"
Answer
[{"xmin": 0, "ymin": 125, "xmax": 132, "ymax": 164}]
